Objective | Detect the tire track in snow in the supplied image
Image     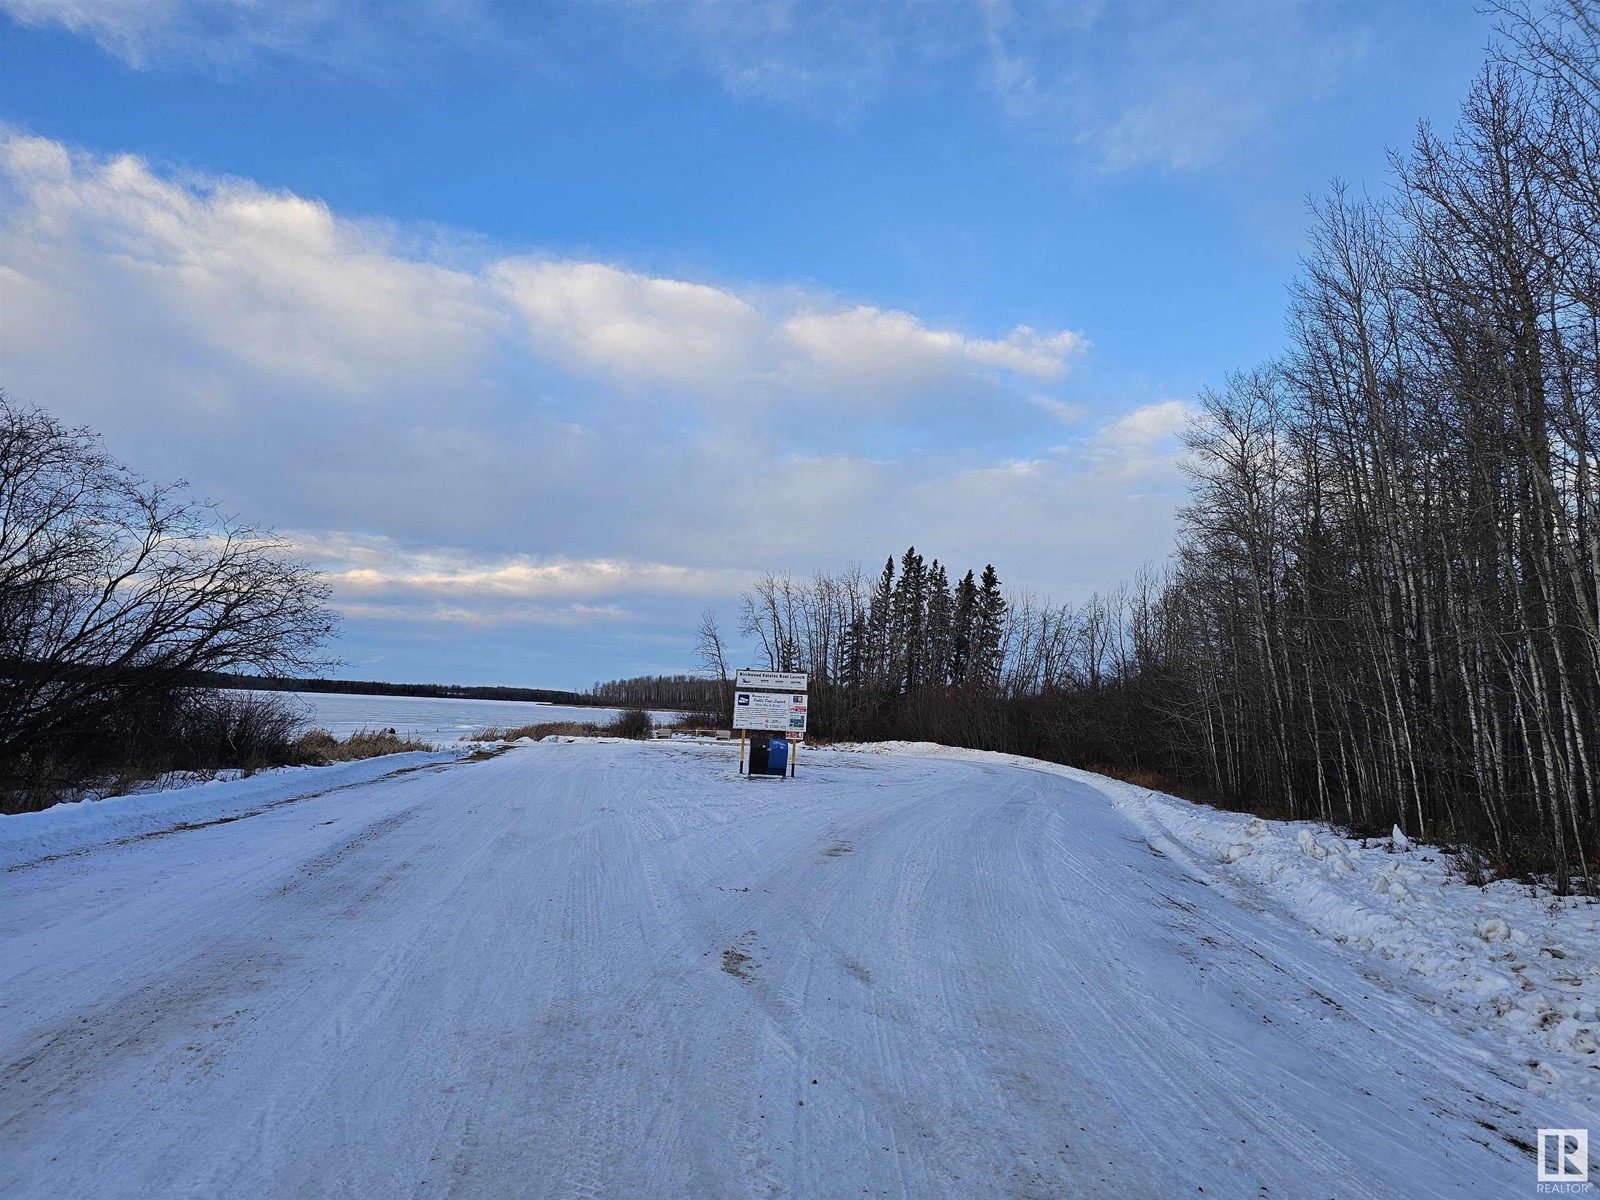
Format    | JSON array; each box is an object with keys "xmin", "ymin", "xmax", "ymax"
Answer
[{"xmin": 0, "ymin": 741, "xmax": 1565, "ymax": 1199}]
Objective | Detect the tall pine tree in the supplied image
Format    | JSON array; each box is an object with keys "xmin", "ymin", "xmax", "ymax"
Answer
[
  {"xmin": 976, "ymin": 564, "xmax": 1006, "ymax": 689},
  {"xmin": 951, "ymin": 569, "xmax": 978, "ymax": 685}
]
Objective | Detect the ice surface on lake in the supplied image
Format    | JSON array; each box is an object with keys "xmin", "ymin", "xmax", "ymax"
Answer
[{"xmin": 253, "ymin": 690, "xmax": 676, "ymax": 746}]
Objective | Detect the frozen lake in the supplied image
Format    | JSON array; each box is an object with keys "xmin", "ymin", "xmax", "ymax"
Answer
[{"xmin": 247, "ymin": 690, "xmax": 678, "ymax": 746}]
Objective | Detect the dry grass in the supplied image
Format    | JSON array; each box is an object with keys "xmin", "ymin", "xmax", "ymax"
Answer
[
  {"xmin": 472, "ymin": 711, "xmax": 657, "ymax": 741},
  {"xmin": 1078, "ymin": 762, "xmax": 1224, "ymax": 806},
  {"xmin": 1081, "ymin": 763, "xmax": 1171, "ymax": 791},
  {"xmin": 292, "ymin": 728, "xmax": 432, "ymax": 764},
  {"xmin": 471, "ymin": 720, "xmax": 603, "ymax": 742},
  {"xmin": 667, "ymin": 711, "xmax": 722, "ymax": 729}
]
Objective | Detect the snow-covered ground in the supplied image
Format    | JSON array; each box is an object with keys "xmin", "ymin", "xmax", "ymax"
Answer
[
  {"xmin": 0, "ymin": 749, "xmax": 464, "ymax": 870},
  {"xmin": 2, "ymin": 739, "xmax": 1593, "ymax": 1197},
  {"xmin": 853, "ymin": 743, "xmax": 1600, "ymax": 1113},
  {"xmin": 255, "ymin": 689, "xmax": 678, "ymax": 746}
]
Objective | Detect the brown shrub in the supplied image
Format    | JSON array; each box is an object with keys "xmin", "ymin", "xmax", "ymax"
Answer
[
  {"xmin": 1080, "ymin": 763, "xmax": 1212, "ymax": 802},
  {"xmin": 471, "ymin": 720, "xmax": 602, "ymax": 742},
  {"xmin": 605, "ymin": 709, "xmax": 654, "ymax": 739},
  {"xmin": 292, "ymin": 727, "xmax": 430, "ymax": 764},
  {"xmin": 471, "ymin": 711, "xmax": 653, "ymax": 742},
  {"xmin": 669, "ymin": 711, "xmax": 722, "ymax": 729}
]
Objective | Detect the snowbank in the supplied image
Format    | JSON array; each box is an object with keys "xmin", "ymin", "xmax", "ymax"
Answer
[
  {"xmin": 0, "ymin": 751, "xmax": 461, "ymax": 870},
  {"xmin": 841, "ymin": 740, "xmax": 1600, "ymax": 1107}
]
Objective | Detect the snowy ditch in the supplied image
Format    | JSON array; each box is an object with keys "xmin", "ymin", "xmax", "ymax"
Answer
[
  {"xmin": 842, "ymin": 740, "xmax": 1600, "ymax": 1114},
  {"xmin": 0, "ymin": 750, "xmax": 467, "ymax": 870}
]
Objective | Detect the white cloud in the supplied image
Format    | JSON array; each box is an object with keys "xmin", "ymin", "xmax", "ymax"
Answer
[
  {"xmin": 1094, "ymin": 399, "xmax": 1193, "ymax": 452},
  {"xmin": 1030, "ymin": 395, "xmax": 1087, "ymax": 424},
  {"xmin": 0, "ymin": 132, "xmax": 1194, "ymax": 675},
  {"xmin": 286, "ymin": 531, "xmax": 753, "ymax": 626},
  {"xmin": 494, "ymin": 269, "xmax": 1084, "ymax": 403},
  {"xmin": 336, "ymin": 600, "xmax": 631, "ymax": 627},
  {"xmin": 0, "ymin": 0, "xmax": 487, "ymax": 74},
  {"xmin": 1072, "ymin": 399, "xmax": 1193, "ymax": 484},
  {"xmin": 491, "ymin": 260, "xmax": 765, "ymax": 393},
  {"xmin": 0, "ymin": 135, "xmax": 495, "ymax": 395},
  {"xmin": 1, "ymin": 0, "xmax": 177, "ymax": 62},
  {"xmin": 980, "ymin": 0, "xmax": 1371, "ymax": 173},
  {"xmin": 782, "ymin": 306, "xmax": 1083, "ymax": 388},
  {"xmin": 0, "ymin": 135, "xmax": 1081, "ymax": 413}
]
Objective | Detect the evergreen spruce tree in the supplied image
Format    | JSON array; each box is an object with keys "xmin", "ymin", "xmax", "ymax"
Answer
[
  {"xmin": 976, "ymin": 564, "xmax": 1006, "ymax": 689},
  {"xmin": 867, "ymin": 557, "xmax": 895, "ymax": 690},
  {"xmin": 951, "ymin": 569, "xmax": 978, "ymax": 685},
  {"xmin": 925, "ymin": 560, "xmax": 953, "ymax": 688},
  {"xmin": 893, "ymin": 547, "xmax": 926, "ymax": 692}
]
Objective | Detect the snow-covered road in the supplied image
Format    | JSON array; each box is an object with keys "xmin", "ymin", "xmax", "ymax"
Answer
[{"xmin": 0, "ymin": 741, "xmax": 1583, "ymax": 1198}]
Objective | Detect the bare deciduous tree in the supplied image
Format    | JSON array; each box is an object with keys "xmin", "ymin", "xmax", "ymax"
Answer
[{"xmin": 0, "ymin": 396, "xmax": 337, "ymax": 787}]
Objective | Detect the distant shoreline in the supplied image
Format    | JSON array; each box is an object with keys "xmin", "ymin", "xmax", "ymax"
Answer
[{"xmin": 200, "ymin": 672, "xmax": 620, "ymax": 708}]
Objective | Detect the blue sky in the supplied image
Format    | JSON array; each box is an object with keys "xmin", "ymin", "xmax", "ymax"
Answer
[{"xmin": 1, "ymin": 1, "xmax": 1495, "ymax": 688}]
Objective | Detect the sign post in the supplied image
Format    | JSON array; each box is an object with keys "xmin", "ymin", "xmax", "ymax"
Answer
[{"xmin": 732, "ymin": 670, "xmax": 808, "ymax": 778}]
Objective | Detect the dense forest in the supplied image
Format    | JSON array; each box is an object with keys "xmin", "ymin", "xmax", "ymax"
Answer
[
  {"xmin": 600, "ymin": 4, "xmax": 1600, "ymax": 888},
  {"xmin": 1153, "ymin": 3, "xmax": 1600, "ymax": 886},
  {"xmin": 590, "ymin": 673, "xmax": 723, "ymax": 711}
]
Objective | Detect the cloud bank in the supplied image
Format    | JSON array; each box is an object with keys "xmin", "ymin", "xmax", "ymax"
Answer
[
  {"xmin": 1, "ymin": 134, "xmax": 1082, "ymax": 407},
  {"xmin": 0, "ymin": 132, "xmax": 1188, "ymax": 682}
]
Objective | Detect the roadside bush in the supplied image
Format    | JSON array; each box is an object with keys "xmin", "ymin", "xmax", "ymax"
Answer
[
  {"xmin": 670, "ymin": 711, "xmax": 722, "ymax": 730},
  {"xmin": 1, "ymin": 397, "xmax": 336, "ymax": 798},
  {"xmin": 472, "ymin": 714, "xmax": 654, "ymax": 742},
  {"xmin": 2, "ymin": 688, "xmax": 308, "ymax": 813},
  {"xmin": 472, "ymin": 720, "xmax": 603, "ymax": 741},
  {"xmin": 0, "ymin": 690, "xmax": 442, "ymax": 814},
  {"xmin": 605, "ymin": 709, "xmax": 654, "ymax": 739},
  {"xmin": 293, "ymin": 727, "xmax": 430, "ymax": 763}
]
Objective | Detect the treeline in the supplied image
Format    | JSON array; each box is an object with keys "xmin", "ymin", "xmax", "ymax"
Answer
[
  {"xmin": 588, "ymin": 674, "xmax": 718, "ymax": 712},
  {"xmin": 203, "ymin": 673, "xmax": 589, "ymax": 706},
  {"xmin": 1153, "ymin": 11, "xmax": 1600, "ymax": 884},
  {"xmin": 590, "ymin": 554, "xmax": 1009, "ymax": 716},
  {"xmin": 634, "ymin": 5, "xmax": 1600, "ymax": 887},
  {"xmin": 684, "ymin": 557, "xmax": 1170, "ymax": 764},
  {"xmin": 737, "ymin": 552, "xmax": 1010, "ymax": 694}
]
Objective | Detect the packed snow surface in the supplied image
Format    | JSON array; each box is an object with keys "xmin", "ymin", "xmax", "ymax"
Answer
[
  {"xmin": 855, "ymin": 742, "xmax": 1600, "ymax": 1114},
  {"xmin": 2, "ymin": 740, "xmax": 1594, "ymax": 1197},
  {"xmin": 0, "ymin": 751, "xmax": 461, "ymax": 870}
]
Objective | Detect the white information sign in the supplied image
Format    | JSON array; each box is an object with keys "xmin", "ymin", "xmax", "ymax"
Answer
[
  {"xmin": 732, "ymin": 690, "xmax": 809, "ymax": 733},
  {"xmin": 735, "ymin": 669, "xmax": 809, "ymax": 692}
]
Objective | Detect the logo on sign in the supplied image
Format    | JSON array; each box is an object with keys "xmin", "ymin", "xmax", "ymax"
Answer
[
  {"xmin": 1538, "ymin": 1128, "xmax": 1590, "ymax": 1188},
  {"xmin": 736, "ymin": 693, "xmax": 750, "ymax": 706}
]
